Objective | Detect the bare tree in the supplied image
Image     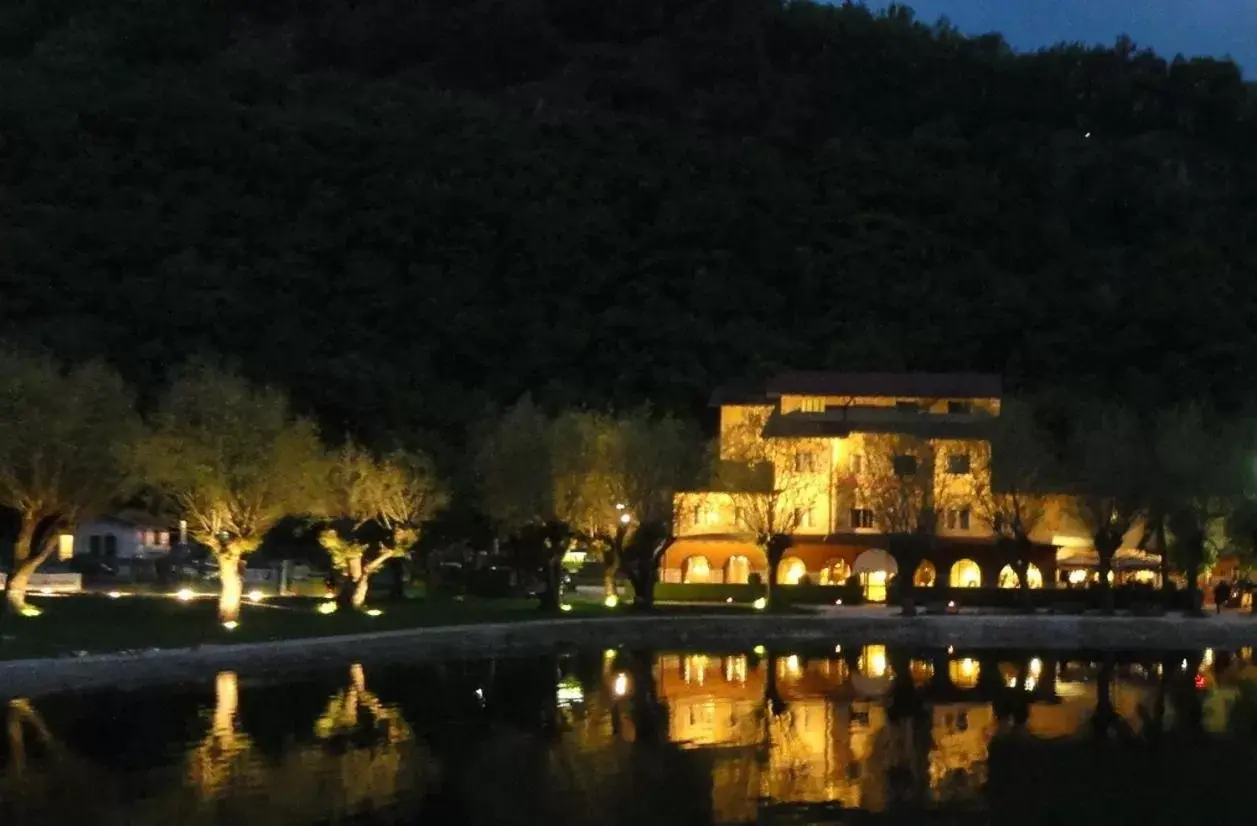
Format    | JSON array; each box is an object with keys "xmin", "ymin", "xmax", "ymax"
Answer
[
  {"xmin": 136, "ymin": 366, "xmax": 328, "ymax": 623},
  {"xmin": 717, "ymin": 407, "xmax": 823, "ymax": 609},
  {"xmin": 0, "ymin": 351, "xmax": 141, "ymax": 616},
  {"xmin": 854, "ymin": 433, "xmax": 954, "ymax": 614}
]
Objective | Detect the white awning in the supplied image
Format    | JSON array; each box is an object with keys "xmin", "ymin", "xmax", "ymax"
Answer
[
  {"xmin": 1056, "ymin": 547, "xmax": 1162, "ymax": 571},
  {"xmin": 853, "ymin": 549, "xmax": 899, "ymax": 575}
]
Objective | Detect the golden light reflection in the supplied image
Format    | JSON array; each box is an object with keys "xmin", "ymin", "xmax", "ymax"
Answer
[
  {"xmin": 684, "ymin": 654, "xmax": 709, "ymax": 685},
  {"xmin": 949, "ymin": 658, "xmax": 980, "ymax": 689},
  {"xmin": 861, "ymin": 645, "xmax": 888, "ymax": 679},
  {"xmin": 724, "ymin": 655, "xmax": 748, "ymax": 684}
]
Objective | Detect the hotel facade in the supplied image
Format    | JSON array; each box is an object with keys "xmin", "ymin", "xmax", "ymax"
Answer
[{"xmin": 662, "ymin": 372, "xmax": 1155, "ymax": 601}]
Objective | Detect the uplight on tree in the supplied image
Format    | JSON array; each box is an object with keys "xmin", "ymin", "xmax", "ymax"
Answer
[
  {"xmin": 319, "ymin": 442, "xmax": 446, "ymax": 610},
  {"xmin": 0, "ymin": 350, "xmax": 142, "ymax": 616},
  {"xmin": 135, "ymin": 365, "xmax": 328, "ymax": 624}
]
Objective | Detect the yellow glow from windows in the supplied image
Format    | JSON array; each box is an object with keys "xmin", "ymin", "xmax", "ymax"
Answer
[
  {"xmin": 779, "ymin": 558, "xmax": 807, "ymax": 585},
  {"xmin": 612, "ymin": 672, "xmax": 629, "ymax": 698}
]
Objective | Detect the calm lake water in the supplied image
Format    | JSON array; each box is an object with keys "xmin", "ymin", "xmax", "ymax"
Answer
[{"xmin": 3, "ymin": 645, "xmax": 1257, "ymax": 826}]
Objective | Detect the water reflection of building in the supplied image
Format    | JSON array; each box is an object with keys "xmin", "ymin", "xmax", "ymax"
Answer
[{"xmin": 651, "ymin": 648, "xmax": 1174, "ymax": 823}]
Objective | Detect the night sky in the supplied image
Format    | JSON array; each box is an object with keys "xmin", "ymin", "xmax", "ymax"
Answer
[{"xmin": 876, "ymin": 1, "xmax": 1254, "ymax": 73}]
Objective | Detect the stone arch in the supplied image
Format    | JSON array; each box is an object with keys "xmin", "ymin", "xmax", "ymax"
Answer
[
  {"xmin": 819, "ymin": 558, "xmax": 851, "ymax": 586},
  {"xmin": 777, "ymin": 556, "xmax": 807, "ymax": 586},
  {"xmin": 854, "ymin": 549, "xmax": 898, "ymax": 602},
  {"xmin": 681, "ymin": 556, "xmax": 711, "ymax": 584},
  {"xmin": 913, "ymin": 560, "xmax": 937, "ymax": 587},
  {"xmin": 998, "ymin": 563, "xmax": 1044, "ymax": 589},
  {"xmin": 724, "ymin": 555, "xmax": 751, "ymax": 585},
  {"xmin": 949, "ymin": 558, "xmax": 982, "ymax": 588}
]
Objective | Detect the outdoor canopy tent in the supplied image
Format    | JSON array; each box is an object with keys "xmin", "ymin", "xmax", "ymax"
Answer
[{"xmin": 1055, "ymin": 547, "xmax": 1162, "ymax": 571}]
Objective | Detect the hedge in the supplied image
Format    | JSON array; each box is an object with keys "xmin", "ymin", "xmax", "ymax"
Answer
[{"xmin": 652, "ymin": 582, "xmax": 864, "ymax": 606}]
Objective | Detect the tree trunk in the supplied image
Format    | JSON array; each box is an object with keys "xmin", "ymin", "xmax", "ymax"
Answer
[
  {"xmin": 890, "ymin": 536, "xmax": 919, "ymax": 617},
  {"xmin": 351, "ymin": 574, "xmax": 371, "ymax": 610},
  {"xmin": 764, "ymin": 535, "xmax": 790, "ymax": 610},
  {"xmin": 537, "ymin": 558, "xmax": 561, "ymax": 612},
  {"xmin": 1095, "ymin": 532, "xmax": 1119, "ymax": 615},
  {"xmin": 603, "ymin": 557, "xmax": 617, "ymax": 599},
  {"xmin": 218, "ymin": 555, "xmax": 243, "ymax": 623},
  {"xmin": 338, "ymin": 555, "xmax": 365, "ymax": 610},
  {"xmin": 5, "ymin": 517, "xmax": 53, "ymax": 616},
  {"xmin": 387, "ymin": 557, "xmax": 406, "ymax": 600},
  {"xmin": 631, "ymin": 567, "xmax": 656, "ymax": 609}
]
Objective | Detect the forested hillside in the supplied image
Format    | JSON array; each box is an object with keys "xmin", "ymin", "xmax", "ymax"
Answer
[{"xmin": 2, "ymin": 0, "xmax": 1255, "ymax": 456}]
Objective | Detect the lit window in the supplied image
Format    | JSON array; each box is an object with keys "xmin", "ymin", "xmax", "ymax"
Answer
[
  {"xmin": 800, "ymin": 398, "xmax": 825, "ymax": 413},
  {"xmin": 947, "ymin": 453, "xmax": 971, "ymax": 474},
  {"xmin": 794, "ymin": 507, "xmax": 815, "ymax": 529},
  {"xmin": 794, "ymin": 450, "xmax": 821, "ymax": 473},
  {"xmin": 849, "ymin": 454, "xmax": 864, "ymax": 474},
  {"xmin": 946, "ymin": 508, "xmax": 972, "ymax": 530},
  {"xmin": 850, "ymin": 508, "xmax": 875, "ymax": 529}
]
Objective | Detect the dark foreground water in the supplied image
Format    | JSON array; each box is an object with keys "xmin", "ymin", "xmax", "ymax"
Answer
[{"xmin": 4, "ymin": 645, "xmax": 1257, "ymax": 826}]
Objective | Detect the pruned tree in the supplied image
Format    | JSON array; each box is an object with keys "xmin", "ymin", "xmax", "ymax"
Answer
[
  {"xmin": 592, "ymin": 410, "xmax": 704, "ymax": 608},
  {"xmin": 471, "ymin": 397, "xmax": 572, "ymax": 611},
  {"xmin": 717, "ymin": 407, "xmax": 823, "ymax": 609},
  {"xmin": 854, "ymin": 433, "xmax": 952, "ymax": 614},
  {"xmin": 320, "ymin": 443, "xmax": 446, "ymax": 610},
  {"xmin": 1066, "ymin": 402, "xmax": 1149, "ymax": 613},
  {"xmin": 971, "ymin": 399, "xmax": 1055, "ymax": 596},
  {"xmin": 0, "ymin": 351, "xmax": 142, "ymax": 616},
  {"xmin": 136, "ymin": 366, "xmax": 328, "ymax": 623}
]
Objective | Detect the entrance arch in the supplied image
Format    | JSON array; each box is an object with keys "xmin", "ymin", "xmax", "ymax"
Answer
[
  {"xmin": 913, "ymin": 560, "xmax": 937, "ymax": 587},
  {"xmin": 681, "ymin": 556, "xmax": 711, "ymax": 584},
  {"xmin": 854, "ymin": 549, "xmax": 898, "ymax": 602},
  {"xmin": 725, "ymin": 555, "xmax": 751, "ymax": 585},
  {"xmin": 950, "ymin": 559, "xmax": 981, "ymax": 588},
  {"xmin": 777, "ymin": 557, "xmax": 807, "ymax": 586},
  {"xmin": 998, "ymin": 563, "xmax": 1044, "ymax": 588},
  {"xmin": 819, "ymin": 558, "xmax": 851, "ymax": 586}
]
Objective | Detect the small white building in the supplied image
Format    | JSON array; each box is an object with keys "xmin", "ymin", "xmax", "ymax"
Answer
[{"xmin": 73, "ymin": 512, "xmax": 173, "ymax": 561}]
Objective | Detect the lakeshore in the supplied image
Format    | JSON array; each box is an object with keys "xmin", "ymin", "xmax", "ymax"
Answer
[{"xmin": 3, "ymin": 607, "xmax": 1257, "ymax": 698}]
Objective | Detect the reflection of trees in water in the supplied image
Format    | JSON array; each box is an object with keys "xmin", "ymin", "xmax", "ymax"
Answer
[
  {"xmin": 459, "ymin": 649, "xmax": 710, "ymax": 826},
  {"xmin": 1, "ymin": 664, "xmax": 440, "ymax": 826}
]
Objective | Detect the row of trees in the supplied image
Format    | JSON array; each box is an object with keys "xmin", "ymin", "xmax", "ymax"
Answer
[
  {"xmin": 7, "ymin": 345, "xmax": 1257, "ymax": 621},
  {"xmin": 0, "ymin": 350, "xmax": 445, "ymax": 622},
  {"xmin": 472, "ymin": 399, "xmax": 705, "ymax": 610},
  {"xmin": 0, "ymin": 349, "xmax": 706, "ymax": 622}
]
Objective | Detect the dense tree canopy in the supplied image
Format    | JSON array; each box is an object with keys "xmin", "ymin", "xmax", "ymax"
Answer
[{"xmin": 2, "ymin": 0, "xmax": 1255, "ymax": 456}]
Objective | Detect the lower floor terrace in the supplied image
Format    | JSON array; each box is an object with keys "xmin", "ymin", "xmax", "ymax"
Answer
[{"xmin": 660, "ymin": 534, "xmax": 1165, "ymax": 603}]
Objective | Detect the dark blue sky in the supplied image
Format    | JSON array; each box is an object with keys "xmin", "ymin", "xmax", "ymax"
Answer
[{"xmin": 874, "ymin": 1, "xmax": 1254, "ymax": 73}]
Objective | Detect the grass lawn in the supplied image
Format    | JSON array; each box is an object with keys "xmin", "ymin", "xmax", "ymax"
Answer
[{"xmin": 0, "ymin": 592, "xmax": 763, "ymax": 661}]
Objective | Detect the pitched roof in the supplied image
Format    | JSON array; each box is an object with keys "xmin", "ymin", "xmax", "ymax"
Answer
[{"xmin": 764, "ymin": 371, "xmax": 1003, "ymax": 399}]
